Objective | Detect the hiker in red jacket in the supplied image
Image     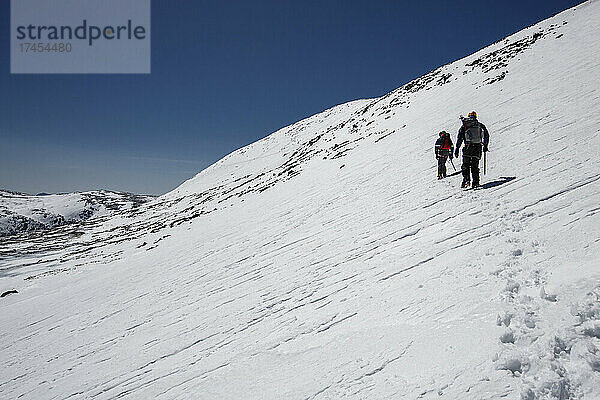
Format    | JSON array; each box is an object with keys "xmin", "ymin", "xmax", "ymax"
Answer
[{"xmin": 435, "ymin": 131, "xmax": 454, "ymax": 179}]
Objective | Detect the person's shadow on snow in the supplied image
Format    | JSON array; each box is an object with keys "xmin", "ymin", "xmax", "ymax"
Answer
[{"xmin": 482, "ymin": 176, "xmax": 516, "ymax": 189}]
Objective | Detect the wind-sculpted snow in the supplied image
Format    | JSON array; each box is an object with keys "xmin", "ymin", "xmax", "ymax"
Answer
[{"xmin": 1, "ymin": 2, "xmax": 600, "ymax": 399}]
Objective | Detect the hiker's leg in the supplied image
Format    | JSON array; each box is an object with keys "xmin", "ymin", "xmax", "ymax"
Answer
[
  {"xmin": 472, "ymin": 159, "xmax": 480, "ymax": 186},
  {"xmin": 462, "ymin": 155, "xmax": 470, "ymax": 183}
]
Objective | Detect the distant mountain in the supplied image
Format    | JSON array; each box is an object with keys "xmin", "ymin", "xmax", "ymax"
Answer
[{"xmin": 0, "ymin": 190, "xmax": 153, "ymax": 237}]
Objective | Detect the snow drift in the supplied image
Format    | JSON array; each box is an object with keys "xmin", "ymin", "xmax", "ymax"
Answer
[{"xmin": 1, "ymin": 1, "xmax": 600, "ymax": 399}]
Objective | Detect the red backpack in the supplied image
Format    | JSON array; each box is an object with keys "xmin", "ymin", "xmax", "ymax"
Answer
[{"xmin": 440, "ymin": 133, "xmax": 452, "ymax": 150}]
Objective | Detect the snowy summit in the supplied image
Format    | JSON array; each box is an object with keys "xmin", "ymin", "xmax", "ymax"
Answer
[{"xmin": 1, "ymin": 1, "xmax": 600, "ymax": 399}]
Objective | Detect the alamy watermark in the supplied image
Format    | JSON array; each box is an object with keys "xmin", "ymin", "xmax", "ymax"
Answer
[{"xmin": 11, "ymin": 0, "xmax": 151, "ymax": 74}]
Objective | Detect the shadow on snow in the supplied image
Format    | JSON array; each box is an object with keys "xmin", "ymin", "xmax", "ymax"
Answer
[{"xmin": 482, "ymin": 176, "xmax": 517, "ymax": 189}]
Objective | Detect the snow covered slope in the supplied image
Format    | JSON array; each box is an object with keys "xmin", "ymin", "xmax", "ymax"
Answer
[
  {"xmin": 0, "ymin": 190, "xmax": 152, "ymax": 237},
  {"xmin": 1, "ymin": 2, "xmax": 600, "ymax": 399}
]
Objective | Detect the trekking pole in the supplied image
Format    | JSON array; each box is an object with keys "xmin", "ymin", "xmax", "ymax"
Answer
[
  {"xmin": 484, "ymin": 152, "xmax": 487, "ymax": 175},
  {"xmin": 450, "ymin": 157, "xmax": 457, "ymax": 172}
]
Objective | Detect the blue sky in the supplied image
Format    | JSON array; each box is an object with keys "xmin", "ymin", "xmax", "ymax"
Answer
[{"xmin": 0, "ymin": 0, "xmax": 582, "ymax": 195}]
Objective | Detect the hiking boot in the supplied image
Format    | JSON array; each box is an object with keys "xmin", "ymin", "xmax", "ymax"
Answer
[{"xmin": 461, "ymin": 179, "xmax": 470, "ymax": 188}]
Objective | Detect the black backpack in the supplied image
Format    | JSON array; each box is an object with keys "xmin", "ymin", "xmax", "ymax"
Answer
[{"xmin": 463, "ymin": 118, "xmax": 483, "ymax": 144}]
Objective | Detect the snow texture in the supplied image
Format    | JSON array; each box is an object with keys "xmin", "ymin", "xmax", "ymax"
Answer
[{"xmin": 1, "ymin": 1, "xmax": 600, "ymax": 399}]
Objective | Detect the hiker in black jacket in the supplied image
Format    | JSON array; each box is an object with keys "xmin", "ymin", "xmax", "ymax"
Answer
[
  {"xmin": 455, "ymin": 111, "xmax": 489, "ymax": 188},
  {"xmin": 435, "ymin": 131, "xmax": 454, "ymax": 179}
]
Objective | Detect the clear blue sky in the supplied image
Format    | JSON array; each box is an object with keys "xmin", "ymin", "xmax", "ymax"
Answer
[{"xmin": 0, "ymin": 0, "xmax": 583, "ymax": 195}]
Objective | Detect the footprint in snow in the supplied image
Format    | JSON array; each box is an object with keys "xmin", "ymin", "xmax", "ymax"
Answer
[
  {"xmin": 512, "ymin": 249, "xmax": 523, "ymax": 257},
  {"xmin": 540, "ymin": 286, "xmax": 558, "ymax": 302},
  {"xmin": 505, "ymin": 280, "xmax": 521, "ymax": 294},
  {"xmin": 500, "ymin": 330, "xmax": 516, "ymax": 344},
  {"xmin": 497, "ymin": 312, "xmax": 513, "ymax": 327}
]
